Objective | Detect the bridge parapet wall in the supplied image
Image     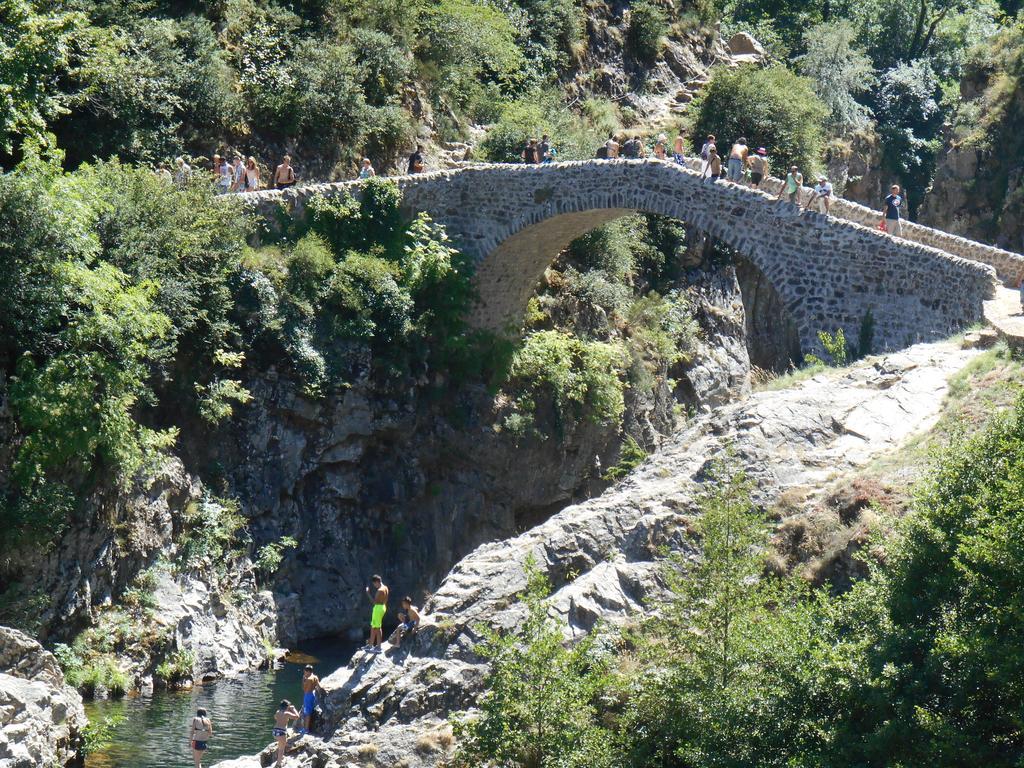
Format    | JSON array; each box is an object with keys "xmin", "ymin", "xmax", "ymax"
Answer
[
  {"xmin": 678, "ymin": 158, "xmax": 1024, "ymax": 286},
  {"xmin": 239, "ymin": 160, "xmax": 997, "ymax": 355}
]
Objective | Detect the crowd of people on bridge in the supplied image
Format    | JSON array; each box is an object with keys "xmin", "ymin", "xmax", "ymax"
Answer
[
  {"xmin": 159, "ymin": 132, "xmax": 911, "ymax": 240},
  {"xmin": 185, "ymin": 573, "xmax": 420, "ymax": 768}
]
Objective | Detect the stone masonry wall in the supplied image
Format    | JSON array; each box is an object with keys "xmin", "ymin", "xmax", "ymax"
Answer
[
  {"xmin": 240, "ymin": 160, "xmax": 999, "ymax": 356},
  {"xmin": 678, "ymin": 158, "xmax": 1024, "ymax": 286}
]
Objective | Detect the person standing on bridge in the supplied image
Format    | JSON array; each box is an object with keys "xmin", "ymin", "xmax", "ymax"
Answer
[
  {"xmin": 539, "ymin": 134, "xmax": 555, "ymax": 163},
  {"xmin": 700, "ymin": 134, "xmax": 716, "ymax": 161},
  {"xmin": 408, "ymin": 145, "xmax": 424, "ymax": 174},
  {"xmin": 673, "ymin": 133, "xmax": 685, "ymax": 163},
  {"xmin": 243, "ymin": 156, "xmax": 261, "ymax": 191},
  {"xmin": 521, "ymin": 138, "xmax": 539, "ymax": 163},
  {"xmin": 727, "ymin": 137, "xmax": 748, "ymax": 182},
  {"xmin": 359, "ymin": 157, "xmax": 376, "ymax": 179},
  {"xmin": 702, "ymin": 146, "xmax": 722, "ymax": 181},
  {"xmin": 605, "ymin": 134, "xmax": 620, "ymax": 158},
  {"xmin": 882, "ymin": 184, "xmax": 904, "ymax": 237},
  {"xmin": 654, "ymin": 133, "xmax": 667, "ymax": 159},
  {"xmin": 274, "ymin": 155, "xmax": 297, "ymax": 190},
  {"xmin": 778, "ymin": 166, "xmax": 803, "ymax": 204},
  {"xmin": 747, "ymin": 147, "xmax": 768, "ymax": 187}
]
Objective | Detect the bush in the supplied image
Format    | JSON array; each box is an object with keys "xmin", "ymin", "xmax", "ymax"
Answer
[
  {"xmin": 452, "ymin": 557, "xmax": 614, "ymax": 768},
  {"xmin": 503, "ymin": 330, "xmax": 628, "ymax": 435},
  {"xmin": 154, "ymin": 649, "xmax": 195, "ymax": 685},
  {"xmin": 418, "ymin": 0, "xmax": 525, "ymax": 115},
  {"xmin": 59, "ymin": 17, "xmax": 239, "ymax": 164},
  {"xmin": 689, "ymin": 64, "xmax": 828, "ymax": 174},
  {"xmin": 255, "ymin": 535, "xmax": 299, "ymax": 579},
  {"xmin": 350, "ymin": 28, "xmax": 412, "ymax": 106},
  {"xmin": 0, "ymin": 0, "xmax": 82, "ymax": 153},
  {"xmin": 627, "ymin": 1, "xmax": 668, "ymax": 64},
  {"xmin": 480, "ymin": 94, "xmax": 606, "ymax": 163}
]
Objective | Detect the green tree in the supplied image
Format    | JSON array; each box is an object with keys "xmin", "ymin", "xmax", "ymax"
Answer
[
  {"xmin": 452, "ymin": 557, "xmax": 614, "ymax": 768},
  {"xmin": 622, "ymin": 462, "xmax": 834, "ymax": 767},
  {"xmin": 871, "ymin": 59, "xmax": 943, "ymax": 215},
  {"xmin": 827, "ymin": 394, "xmax": 1024, "ymax": 765},
  {"xmin": 0, "ymin": 0, "xmax": 83, "ymax": 154},
  {"xmin": 689, "ymin": 65, "xmax": 828, "ymax": 174},
  {"xmin": 797, "ymin": 21, "xmax": 876, "ymax": 133}
]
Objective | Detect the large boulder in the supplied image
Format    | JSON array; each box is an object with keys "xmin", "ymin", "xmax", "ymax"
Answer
[
  {"xmin": 728, "ymin": 31, "xmax": 765, "ymax": 59},
  {"xmin": 0, "ymin": 626, "xmax": 85, "ymax": 767}
]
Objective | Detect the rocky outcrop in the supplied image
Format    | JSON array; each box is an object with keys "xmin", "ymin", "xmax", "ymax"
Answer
[
  {"xmin": 824, "ymin": 131, "xmax": 887, "ymax": 208},
  {"xmin": 213, "ymin": 259, "xmax": 750, "ymax": 645},
  {"xmin": 0, "ymin": 627, "xmax": 85, "ymax": 767},
  {"xmin": 920, "ymin": 38, "xmax": 1024, "ymax": 253},
  {"xmin": 4, "ymin": 457, "xmax": 278, "ymax": 690},
  {"xmin": 214, "ymin": 339, "xmax": 978, "ymax": 768}
]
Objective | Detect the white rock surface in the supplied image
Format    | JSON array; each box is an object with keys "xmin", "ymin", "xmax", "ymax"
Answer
[{"xmin": 0, "ymin": 627, "xmax": 85, "ymax": 767}]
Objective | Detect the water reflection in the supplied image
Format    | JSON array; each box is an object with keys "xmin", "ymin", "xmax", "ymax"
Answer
[{"xmin": 85, "ymin": 639, "xmax": 353, "ymax": 768}]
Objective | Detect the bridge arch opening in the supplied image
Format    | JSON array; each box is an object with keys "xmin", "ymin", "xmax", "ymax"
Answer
[{"xmin": 469, "ymin": 207, "xmax": 803, "ymax": 373}]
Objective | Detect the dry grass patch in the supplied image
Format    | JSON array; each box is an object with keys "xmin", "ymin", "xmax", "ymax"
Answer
[
  {"xmin": 415, "ymin": 725, "xmax": 455, "ymax": 755},
  {"xmin": 355, "ymin": 742, "xmax": 379, "ymax": 762}
]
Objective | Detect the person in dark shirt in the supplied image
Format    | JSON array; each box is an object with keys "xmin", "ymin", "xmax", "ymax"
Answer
[
  {"xmin": 407, "ymin": 145, "xmax": 424, "ymax": 174},
  {"xmin": 882, "ymin": 184, "xmax": 904, "ymax": 237}
]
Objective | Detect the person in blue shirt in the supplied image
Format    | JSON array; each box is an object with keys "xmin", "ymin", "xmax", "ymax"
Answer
[{"xmin": 882, "ymin": 184, "xmax": 904, "ymax": 237}]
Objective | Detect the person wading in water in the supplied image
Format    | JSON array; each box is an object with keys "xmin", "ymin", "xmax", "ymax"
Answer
[{"xmin": 188, "ymin": 707, "xmax": 213, "ymax": 768}]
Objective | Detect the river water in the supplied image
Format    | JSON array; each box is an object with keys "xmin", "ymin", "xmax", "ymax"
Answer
[{"xmin": 84, "ymin": 638, "xmax": 354, "ymax": 768}]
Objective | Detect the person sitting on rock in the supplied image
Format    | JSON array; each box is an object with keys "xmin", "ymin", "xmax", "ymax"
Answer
[
  {"xmin": 273, "ymin": 700, "xmax": 300, "ymax": 767},
  {"xmin": 299, "ymin": 664, "xmax": 320, "ymax": 735},
  {"xmin": 388, "ymin": 597, "xmax": 421, "ymax": 648},
  {"xmin": 363, "ymin": 574, "xmax": 389, "ymax": 654}
]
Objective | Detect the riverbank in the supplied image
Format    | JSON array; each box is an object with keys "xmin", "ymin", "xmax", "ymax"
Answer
[{"xmin": 85, "ymin": 638, "xmax": 354, "ymax": 768}]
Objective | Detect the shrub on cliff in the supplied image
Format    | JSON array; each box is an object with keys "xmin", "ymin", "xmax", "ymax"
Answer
[
  {"xmin": 502, "ymin": 330, "xmax": 628, "ymax": 436},
  {"xmin": 824, "ymin": 393, "xmax": 1024, "ymax": 763},
  {"xmin": 627, "ymin": 0, "xmax": 668, "ymax": 64},
  {"xmin": 690, "ymin": 64, "xmax": 828, "ymax": 174}
]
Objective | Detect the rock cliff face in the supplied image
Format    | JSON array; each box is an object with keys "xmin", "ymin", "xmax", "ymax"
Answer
[
  {"xmin": 920, "ymin": 44, "xmax": 1024, "ymax": 252},
  {"xmin": 7, "ymin": 458, "xmax": 277, "ymax": 688},
  {"xmin": 211, "ymin": 339, "xmax": 977, "ymax": 768},
  {"xmin": 214, "ymin": 261, "xmax": 750, "ymax": 644},
  {"xmin": 0, "ymin": 627, "xmax": 85, "ymax": 767}
]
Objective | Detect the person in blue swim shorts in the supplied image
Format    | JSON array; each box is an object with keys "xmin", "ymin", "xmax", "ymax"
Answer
[{"xmin": 300, "ymin": 664, "xmax": 320, "ymax": 735}]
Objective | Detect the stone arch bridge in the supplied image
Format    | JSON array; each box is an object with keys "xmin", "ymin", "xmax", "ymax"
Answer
[{"xmin": 244, "ymin": 160, "xmax": 1024, "ymax": 355}]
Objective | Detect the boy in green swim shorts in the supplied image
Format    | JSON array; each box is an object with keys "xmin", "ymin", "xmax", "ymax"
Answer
[{"xmin": 363, "ymin": 574, "xmax": 389, "ymax": 654}]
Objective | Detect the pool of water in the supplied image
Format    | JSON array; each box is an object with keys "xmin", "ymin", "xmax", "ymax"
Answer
[{"xmin": 84, "ymin": 638, "xmax": 355, "ymax": 768}]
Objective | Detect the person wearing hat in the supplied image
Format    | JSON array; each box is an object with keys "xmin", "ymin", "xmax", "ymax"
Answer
[
  {"xmin": 748, "ymin": 147, "xmax": 769, "ymax": 187},
  {"xmin": 805, "ymin": 175, "xmax": 834, "ymax": 214}
]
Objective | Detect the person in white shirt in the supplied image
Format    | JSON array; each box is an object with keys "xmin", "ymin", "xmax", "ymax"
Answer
[{"xmin": 805, "ymin": 175, "xmax": 834, "ymax": 214}]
